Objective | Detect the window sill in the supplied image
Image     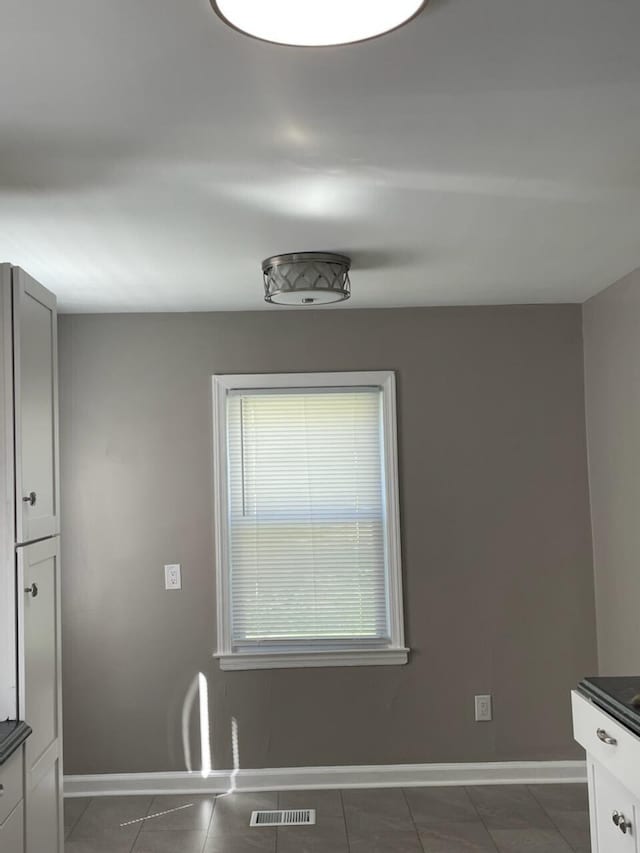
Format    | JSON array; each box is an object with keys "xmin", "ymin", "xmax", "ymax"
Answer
[{"xmin": 215, "ymin": 647, "xmax": 410, "ymax": 671}]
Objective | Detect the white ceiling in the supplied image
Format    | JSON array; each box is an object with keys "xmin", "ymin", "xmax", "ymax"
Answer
[{"xmin": 2, "ymin": 0, "xmax": 640, "ymax": 312}]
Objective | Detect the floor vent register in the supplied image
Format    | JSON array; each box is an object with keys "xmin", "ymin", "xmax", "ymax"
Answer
[{"xmin": 250, "ymin": 809, "xmax": 316, "ymax": 827}]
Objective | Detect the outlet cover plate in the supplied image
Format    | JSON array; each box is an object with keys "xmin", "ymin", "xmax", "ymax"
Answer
[{"xmin": 164, "ymin": 564, "xmax": 181, "ymax": 590}]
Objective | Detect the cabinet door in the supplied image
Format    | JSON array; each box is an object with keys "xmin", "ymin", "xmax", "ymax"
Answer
[
  {"xmin": 591, "ymin": 759, "xmax": 639, "ymax": 853},
  {"xmin": 13, "ymin": 268, "xmax": 59, "ymax": 544},
  {"xmin": 18, "ymin": 537, "xmax": 63, "ymax": 853}
]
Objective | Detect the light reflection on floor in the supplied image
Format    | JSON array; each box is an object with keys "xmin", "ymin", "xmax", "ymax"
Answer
[{"xmin": 120, "ymin": 803, "xmax": 194, "ymax": 827}]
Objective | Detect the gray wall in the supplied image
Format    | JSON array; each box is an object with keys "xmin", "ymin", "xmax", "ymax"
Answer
[
  {"xmin": 584, "ymin": 268, "xmax": 640, "ymax": 675},
  {"xmin": 59, "ymin": 306, "xmax": 596, "ymax": 775}
]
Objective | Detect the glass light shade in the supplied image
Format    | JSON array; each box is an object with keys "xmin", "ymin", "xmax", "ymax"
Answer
[{"xmin": 211, "ymin": 0, "xmax": 427, "ymax": 47}]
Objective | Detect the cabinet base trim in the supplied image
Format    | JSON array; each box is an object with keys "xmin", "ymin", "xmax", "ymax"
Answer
[{"xmin": 64, "ymin": 760, "xmax": 587, "ymax": 797}]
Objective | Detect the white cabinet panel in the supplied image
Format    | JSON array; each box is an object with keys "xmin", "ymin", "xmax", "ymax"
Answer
[
  {"xmin": 25, "ymin": 754, "xmax": 61, "ymax": 853},
  {"xmin": 18, "ymin": 537, "xmax": 63, "ymax": 853},
  {"xmin": 13, "ymin": 268, "xmax": 59, "ymax": 544},
  {"xmin": 0, "ymin": 801, "xmax": 24, "ymax": 853},
  {"xmin": 0, "ymin": 747, "xmax": 23, "ymax": 825},
  {"xmin": 0, "ymin": 265, "xmax": 16, "ymax": 720}
]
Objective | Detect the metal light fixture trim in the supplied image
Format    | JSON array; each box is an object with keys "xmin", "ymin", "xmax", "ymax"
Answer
[
  {"xmin": 210, "ymin": 1, "xmax": 429, "ymax": 48},
  {"xmin": 262, "ymin": 252, "xmax": 351, "ymax": 306}
]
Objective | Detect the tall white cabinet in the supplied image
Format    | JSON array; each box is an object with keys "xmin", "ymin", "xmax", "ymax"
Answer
[{"xmin": 0, "ymin": 265, "xmax": 62, "ymax": 853}]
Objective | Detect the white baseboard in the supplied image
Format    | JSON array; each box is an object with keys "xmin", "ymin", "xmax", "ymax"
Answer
[{"xmin": 64, "ymin": 760, "xmax": 586, "ymax": 798}]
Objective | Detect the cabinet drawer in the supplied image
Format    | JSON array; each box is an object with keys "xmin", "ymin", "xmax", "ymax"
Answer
[
  {"xmin": 573, "ymin": 691, "xmax": 640, "ymax": 802},
  {"xmin": 0, "ymin": 800, "xmax": 24, "ymax": 853},
  {"xmin": 0, "ymin": 747, "xmax": 24, "ymax": 825},
  {"xmin": 591, "ymin": 761, "xmax": 639, "ymax": 852}
]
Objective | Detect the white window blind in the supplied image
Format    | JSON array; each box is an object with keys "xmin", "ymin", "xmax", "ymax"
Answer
[{"xmin": 227, "ymin": 388, "xmax": 389, "ymax": 649}]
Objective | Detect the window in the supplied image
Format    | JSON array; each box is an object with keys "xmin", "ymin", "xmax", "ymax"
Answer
[{"xmin": 212, "ymin": 371, "xmax": 407, "ymax": 670}]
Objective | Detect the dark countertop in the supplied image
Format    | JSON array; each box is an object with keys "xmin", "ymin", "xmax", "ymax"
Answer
[
  {"xmin": 579, "ymin": 676, "xmax": 640, "ymax": 737},
  {"xmin": 0, "ymin": 720, "xmax": 32, "ymax": 765}
]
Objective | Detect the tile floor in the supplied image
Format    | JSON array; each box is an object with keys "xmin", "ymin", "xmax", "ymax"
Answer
[{"xmin": 64, "ymin": 784, "xmax": 590, "ymax": 853}]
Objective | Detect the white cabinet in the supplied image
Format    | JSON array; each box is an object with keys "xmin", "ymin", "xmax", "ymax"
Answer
[
  {"xmin": 12, "ymin": 268, "xmax": 59, "ymax": 545},
  {"xmin": 0, "ymin": 264, "xmax": 62, "ymax": 853},
  {"xmin": 573, "ymin": 691, "xmax": 640, "ymax": 853},
  {"xmin": 18, "ymin": 537, "xmax": 63, "ymax": 853}
]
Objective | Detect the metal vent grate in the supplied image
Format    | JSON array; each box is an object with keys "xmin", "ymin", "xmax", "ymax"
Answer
[{"xmin": 250, "ymin": 809, "xmax": 316, "ymax": 827}]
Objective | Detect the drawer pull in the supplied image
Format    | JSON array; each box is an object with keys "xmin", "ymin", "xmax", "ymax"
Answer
[{"xmin": 597, "ymin": 728, "xmax": 617, "ymax": 746}]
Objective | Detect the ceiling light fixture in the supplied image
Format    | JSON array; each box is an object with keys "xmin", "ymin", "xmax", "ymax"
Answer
[
  {"xmin": 211, "ymin": 0, "xmax": 428, "ymax": 47},
  {"xmin": 262, "ymin": 252, "xmax": 351, "ymax": 305}
]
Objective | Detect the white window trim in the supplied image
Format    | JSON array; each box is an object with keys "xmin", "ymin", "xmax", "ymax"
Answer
[{"xmin": 211, "ymin": 371, "xmax": 408, "ymax": 671}]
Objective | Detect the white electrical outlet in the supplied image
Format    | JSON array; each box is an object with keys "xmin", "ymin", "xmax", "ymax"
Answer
[
  {"xmin": 475, "ymin": 694, "xmax": 492, "ymax": 722},
  {"xmin": 164, "ymin": 564, "xmax": 181, "ymax": 590}
]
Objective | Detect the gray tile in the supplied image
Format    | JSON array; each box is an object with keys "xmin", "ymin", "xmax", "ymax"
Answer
[
  {"xmin": 203, "ymin": 827, "xmax": 276, "ymax": 853},
  {"xmin": 65, "ymin": 838, "xmax": 137, "ymax": 853},
  {"xmin": 404, "ymin": 786, "xmax": 479, "ymax": 828},
  {"xmin": 348, "ymin": 829, "xmax": 423, "ymax": 853},
  {"xmin": 70, "ymin": 796, "xmax": 153, "ymax": 842},
  {"xmin": 132, "ymin": 830, "xmax": 207, "ymax": 853},
  {"xmin": 419, "ymin": 820, "xmax": 498, "ymax": 852},
  {"xmin": 528, "ymin": 785, "xmax": 589, "ymax": 813},
  {"xmin": 63, "ymin": 786, "xmax": 588, "ymax": 853},
  {"xmin": 142, "ymin": 796, "xmax": 214, "ymax": 832},
  {"xmin": 342, "ymin": 788, "xmax": 414, "ymax": 832},
  {"xmin": 65, "ymin": 797, "xmax": 91, "ymax": 830},
  {"xmin": 544, "ymin": 810, "xmax": 591, "ymax": 851},
  {"xmin": 208, "ymin": 792, "xmax": 278, "ymax": 833},
  {"xmin": 278, "ymin": 789, "xmax": 344, "ymax": 819},
  {"xmin": 489, "ymin": 827, "xmax": 574, "ymax": 853},
  {"xmin": 466, "ymin": 786, "xmax": 555, "ymax": 830},
  {"xmin": 527, "ymin": 785, "xmax": 591, "ymax": 849},
  {"xmin": 277, "ymin": 815, "xmax": 348, "ymax": 853}
]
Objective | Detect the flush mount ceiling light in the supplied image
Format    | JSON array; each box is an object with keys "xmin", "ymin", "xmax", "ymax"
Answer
[
  {"xmin": 211, "ymin": 0, "xmax": 428, "ymax": 47},
  {"xmin": 262, "ymin": 252, "xmax": 351, "ymax": 305}
]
